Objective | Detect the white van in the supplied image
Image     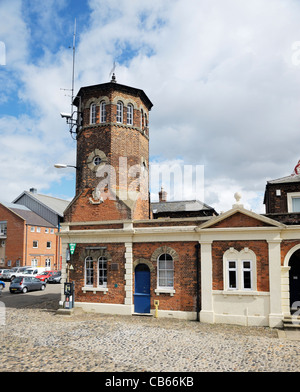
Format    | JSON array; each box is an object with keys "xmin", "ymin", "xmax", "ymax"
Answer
[{"xmin": 21, "ymin": 267, "xmax": 46, "ymax": 278}]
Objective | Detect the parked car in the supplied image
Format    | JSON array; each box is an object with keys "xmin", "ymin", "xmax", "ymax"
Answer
[
  {"xmin": 10, "ymin": 267, "xmax": 32, "ymax": 281},
  {"xmin": 10, "ymin": 276, "xmax": 46, "ymax": 294},
  {"xmin": 0, "ymin": 269, "xmax": 10, "ymax": 279},
  {"xmin": 48, "ymin": 271, "xmax": 62, "ymax": 283},
  {"xmin": 2, "ymin": 267, "xmax": 32, "ymax": 281},
  {"xmin": 2, "ymin": 267, "xmax": 19, "ymax": 281},
  {"xmin": 36, "ymin": 270, "xmax": 56, "ymax": 283}
]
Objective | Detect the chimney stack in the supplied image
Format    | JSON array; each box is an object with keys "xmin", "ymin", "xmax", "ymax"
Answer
[{"xmin": 159, "ymin": 186, "xmax": 167, "ymax": 203}]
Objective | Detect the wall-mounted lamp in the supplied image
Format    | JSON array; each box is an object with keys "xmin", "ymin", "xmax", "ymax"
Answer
[{"xmin": 54, "ymin": 163, "xmax": 78, "ymax": 170}]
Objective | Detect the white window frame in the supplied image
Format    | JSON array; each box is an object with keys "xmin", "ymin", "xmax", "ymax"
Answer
[
  {"xmin": 98, "ymin": 256, "xmax": 107, "ymax": 288},
  {"xmin": 33, "ymin": 240, "xmax": 38, "ymax": 249},
  {"xmin": 116, "ymin": 101, "xmax": 123, "ymax": 123},
  {"xmin": 287, "ymin": 192, "xmax": 300, "ymax": 213},
  {"xmin": 50, "ymin": 229, "xmax": 54, "ymax": 234},
  {"xmin": 45, "ymin": 258, "xmax": 51, "ymax": 268},
  {"xmin": 90, "ymin": 103, "xmax": 97, "ymax": 124},
  {"xmin": 31, "ymin": 227, "xmax": 35, "ymax": 232},
  {"xmin": 31, "ymin": 258, "xmax": 38, "ymax": 267},
  {"xmin": 227, "ymin": 260, "xmax": 238, "ymax": 290},
  {"xmin": 37, "ymin": 227, "xmax": 41, "ymax": 233},
  {"xmin": 157, "ymin": 253, "xmax": 174, "ymax": 290},
  {"xmin": 127, "ymin": 103, "xmax": 133, "ymax": 125},
  {"xmin": 45, "ymin": 228, "xmax": 49, "ymax": 233},
  {"xmin": 100, "ymin": 100, "xmax": 106, "ymax": 123},
  {"xmin": 84, "ymin": 256, "xmax": 94, "ymax": 287},
  {"xmin": 0, "ymin": 221, "xmax": 7, "ymax": 236},
  {"xmin": 46, "ymin": 241, "xmax": 51, "ymax": 249},
  {"xmin": 242, "ymin": 260, "xmax": 253, "ymax": 290},
  {"xmin": 223, "ymin": 248, "xmax": 256, "ymax": 292}
]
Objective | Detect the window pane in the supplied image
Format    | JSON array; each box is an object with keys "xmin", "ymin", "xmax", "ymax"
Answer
[
  {"xmin": 243, "ymin": 271, "xmax": 251, "ymax": 289},
  {"xmin": 243, "ymin": 261, "xmax": 251, "ymax": 269},
  {"xmin": 292, "ymin": 197, "xmax": 300, "ymax": 212},
  {"xmin": 229, "ymin": 261, "xmax": 236, "ymax": 269},
  {"xmin": 90, "ymin": 104, "xmax": 96, "ymax": 124},
  {"xmin": 158, "ymin": 253, "xmax": 174, "ymax": 288},
  {"xmin": 229, "ymin": 271, "xmax": 237, "ymax": 288},
  {"xmin": 85, "ymin": 257, "xmax": 94, "ymax": 286},
  {"xmin": 98, "ymin": 257, "xmax": 107, "ymax": 287},
  {"xmin": 100, "ymin": 102, "xmax": 106, "ymax": 123}
]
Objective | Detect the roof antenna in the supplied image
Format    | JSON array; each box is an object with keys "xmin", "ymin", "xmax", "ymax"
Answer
[
  {"xmin": 71, "ymin": 18, "xmax": 76, "ymax": 113},
  {"xmin": 60, "ymin": 18, "xmax": 81, "ymax": 140},
  {"xmin": 109, "ymin": 61, "xmax": 117, "ymax": 83}
]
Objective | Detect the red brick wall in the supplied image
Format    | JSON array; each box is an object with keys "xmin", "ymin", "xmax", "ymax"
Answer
[
  {"xmin": 212, "ymin": 240, "xmax": 269, "ymax": 291},
  {"xmin": 281, "ymin": 240, "xmax": 300, "ymax": 265},
  {"xmin": 0, "ymin": 204, "xmax": 25, "ymax": 267},
  {"xmin": 69, "ymin": 243, "xmax": 126, "ymax": 304},
  {"xmin": 133, "ymin": 241, "xmax": 199, "ymax": 312},
  {"xmin": 211, "ymin": 212, "xmax": 272, "ymax": 228},
  {"xmin": 25, "ymin": 225, "xmax": 59, "ymax": 269}
]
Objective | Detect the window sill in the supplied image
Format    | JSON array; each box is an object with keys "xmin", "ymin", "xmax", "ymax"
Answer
[
  {"xmin": 82, "ymin": 286, "xmax": 108, "ymax": 294},
  {"xmin": 155, "ymin": 288, "xmax": 175, "ymax": 296},
  {"xmin": 213, "ymin": 290, "xmax": 269, "ymax": 297}
]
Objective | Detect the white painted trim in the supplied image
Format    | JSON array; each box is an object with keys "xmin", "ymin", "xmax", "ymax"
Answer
[
  {"xmin": 287, "ymin": 192, "xmax": 300, "ymax": 213},
  {"xmin": 82, "ymin": 286, "xmax": 108, "ymax": 294},
  {"xmin": 74, "ymin": 302, "xmax": 133, "ymax": 315}
]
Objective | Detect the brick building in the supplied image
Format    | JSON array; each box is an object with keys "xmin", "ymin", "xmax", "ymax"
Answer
[
  {"xmin": 59, "ymin": 76, "xmax": 300, "ymax": 328},
  {"xmin": 0, "ymin": 189, "xmax": 69, "ymax": 270}
]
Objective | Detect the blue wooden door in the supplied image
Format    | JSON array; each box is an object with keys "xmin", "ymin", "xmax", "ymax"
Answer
[{"xmin": 134, "ymin": 264, "xmax": 150, "ymax": 313}]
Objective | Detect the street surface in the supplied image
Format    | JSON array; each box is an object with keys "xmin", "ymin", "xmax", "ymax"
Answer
[{"xmin": 0, "ymin": 282, "xmax": 61, "ymax": 309}]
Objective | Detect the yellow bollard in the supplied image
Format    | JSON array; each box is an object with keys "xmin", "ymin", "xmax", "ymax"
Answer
[{"xmin": 154, "ymin": 300, "xmax": 159, "ymax": 318}]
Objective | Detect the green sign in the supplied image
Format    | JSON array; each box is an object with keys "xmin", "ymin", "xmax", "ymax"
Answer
[{"xmin": 69, "ymin": 243, "xmax": 76, "ymax": 255}]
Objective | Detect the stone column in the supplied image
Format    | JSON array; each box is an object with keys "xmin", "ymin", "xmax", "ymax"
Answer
[
  {"xmin": 268, "ymin": 239, "xmax": 283, "ymax": 328},
  {"xmin": 281, "ymin": 266, "xmax": 291, "ymax": 317},
  {"xmin": 124, "ymin": 241, "xmax": 134, "ymax": 312},
  {"xmin": 199, "ymin": 240, "xmax": 214, "ymax": 324}
]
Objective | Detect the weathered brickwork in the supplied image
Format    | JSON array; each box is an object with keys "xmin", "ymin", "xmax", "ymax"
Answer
[{"xmin": 64, "ymin": 81, "xmax": 152, "ymax": 223}]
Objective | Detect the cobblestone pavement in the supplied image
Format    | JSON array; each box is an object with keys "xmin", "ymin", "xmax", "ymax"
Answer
[{"xmin": 1, "ymin": 298, "xmax": 300, "ymax": 372}]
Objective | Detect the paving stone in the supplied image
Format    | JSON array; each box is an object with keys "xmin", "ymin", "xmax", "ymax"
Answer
[{"xmin": 0, "ymin": 299, "xmax": 300, "ymax": 372}]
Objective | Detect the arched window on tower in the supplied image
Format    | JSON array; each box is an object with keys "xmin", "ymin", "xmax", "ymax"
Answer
[
  {"xmin": 116, "ymin": 101, "xmax": 123, "ymax": 123},
  {"xmin": 100, "ymin": 100, "xmax": 106, "ymax": 123},
  {"xmin": 127, "ymin": 103, "xmax": 133, "ymax": 125},
  {"xmin": 90, "ymin": 103, "xmax": 97, "ymax": 124},
  {"xmin": 140, "ymin": 109, "xmax": 144, "ymax": 129}
]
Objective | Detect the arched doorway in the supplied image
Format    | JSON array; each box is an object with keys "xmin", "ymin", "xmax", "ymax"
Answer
[
  {"xmin": 134, "ymin": 264, "xmax": 150, "ymax": 314},
  {"xmin": 289, "ymin": 249, "xmax": 300, "ymax": 311}
]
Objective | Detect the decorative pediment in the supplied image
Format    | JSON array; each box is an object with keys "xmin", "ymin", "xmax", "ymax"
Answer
[{"xmin": 198, "ymin": 206, "xmax": 285, "ymax": 230}]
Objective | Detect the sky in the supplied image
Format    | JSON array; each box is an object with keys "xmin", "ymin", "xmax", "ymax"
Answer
[{"xmin": 1, "ymin": 0, "xmax": 300, "ymax": 214}]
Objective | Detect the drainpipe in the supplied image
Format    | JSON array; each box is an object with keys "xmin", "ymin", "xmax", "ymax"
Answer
[{"xmin": 195, "ymin": 243, "xmax": 200, "ymax": 322}]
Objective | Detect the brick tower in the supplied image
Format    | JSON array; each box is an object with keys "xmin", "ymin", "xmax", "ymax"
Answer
[{"xmin": 64, "ymin": 75, "xmax": 153, "ymax": 222}]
